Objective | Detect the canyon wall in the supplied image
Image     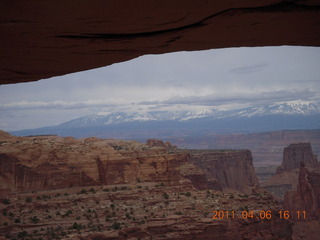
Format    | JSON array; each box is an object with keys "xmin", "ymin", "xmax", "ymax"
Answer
[
  {"xmin": 0, "ymin": 131, "xmax": 190, "ymax": 193},
  {"xmin": 262, "ymin": 142, "xmax": 319, "ymax": 200},
  {"xmin": 284, "ymin": 164, "xmax": 320, "ymax": 219},
  {"xmin": 0, "ymin": 131, "xmax": 258, "ymax": 194},
  {"xmin": 188, "ymin": 150, "xmax": 259, "ymax": 194},
  {"xmin": 277, "ymin": 143, "xmax": 318, "ymax": 173}
]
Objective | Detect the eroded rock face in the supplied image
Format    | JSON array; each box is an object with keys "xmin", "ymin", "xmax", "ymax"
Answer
[
  {"xmin": 262, "ymin": 143, "xmax": 318, "ymax": 199},
  {"xmin": 1, "ymin": 0, "xmax": 320, "ymax": 84},
  {"xmin": 0, "ymin": 132, "xmax": 191, "ymax": 192},
  {"xmin": 146, "ymin": 139, "xmax": 177, "ymax": 150},
  {"xmin": 277, "ymin": 143, "xmax": 318, "ymax": 173},
  {"xmin": 284, "ymin": 164, "xmax": 320, "ymax": 219},
  {"xmin": 0, "ymin": 131, "xmax": 259, "ymax": 194},
  {"xmin": 188, "ymin": 150, "xmax": 259, "ymax": 194}
]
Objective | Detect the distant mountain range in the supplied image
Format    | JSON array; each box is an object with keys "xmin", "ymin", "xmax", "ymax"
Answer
[{"xmin": 10, "ymin": 102, "xmax": 320, "ymax": 140}]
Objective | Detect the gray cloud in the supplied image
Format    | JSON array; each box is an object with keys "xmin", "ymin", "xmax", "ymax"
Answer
[
  {"xmin": 158, "ymin": 89, "xmax": 316, "ymax": 106},
  {"xmin": 0, "ymin": 100, "xmax": 116, "ymax": 111},
  {"xmin": 229, "ymin": 63, "xmax": 268, "ymax": 74},
  {"xmin": 0, "ymin": 46, "xmax": 320, "ymax": 131}
]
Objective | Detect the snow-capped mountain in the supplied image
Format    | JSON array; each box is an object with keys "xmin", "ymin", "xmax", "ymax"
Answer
[
  {"xmin": 58, "ymin": 109, "xmax": 216, "ymax": 128},
  {"xmin": 58, "ymin": 102, "xmax": 320, "ymax": 128},
  {"xmin": 218, "ymin": 102, "xmax": 320, "ymax": 118},
  {"xmin": 10, "ymin": 102, "xmax": 320, "ymax": 139}
]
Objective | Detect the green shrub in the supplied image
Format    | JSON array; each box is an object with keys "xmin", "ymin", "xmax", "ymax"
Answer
[
  {"xmin": 30, "ymin": 216, "xmax": 40, "ymax": 223},
  {"xmin": 63, "ymin": 210, "xmax": 73, "ymax": 217},
  {"xmin": 72, "ymin": 222, "xmax": 83, "ymax": 230},
  {"xmin": 2, "ymin": 209, "xmax": 7, "ymax": 216},
  {"xmin": 162, "ymin": 193, "xmax": 169, "ymax": 199},
  {"xmin": 1, "ymin": 198, "xmax": 10, "ymax": 205},
  {"xmin": 79, "ymin": 189, "xmax": 87, "ymax": 194},
  {"xmin": 18, "ymin": 231, "xmax": 28, "ymax": 238},
  {"xmin": 112, "ymin": 222, "xmax": 121, "ymax": 230}
]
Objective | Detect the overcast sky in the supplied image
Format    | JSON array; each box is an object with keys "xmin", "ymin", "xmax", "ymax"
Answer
[{"xmin": 1, "ymin": 46, "xmax": 320, "ymax": 131}]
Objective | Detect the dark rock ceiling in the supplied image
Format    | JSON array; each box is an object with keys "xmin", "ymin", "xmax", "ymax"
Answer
[{"xmin": 1, "ymin": 0, "xmax": 320, "ymax": 84}]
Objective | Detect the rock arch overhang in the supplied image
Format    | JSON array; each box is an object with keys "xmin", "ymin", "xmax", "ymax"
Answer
[{"xmin": 1, "ymin": 0, "xmax": 320, "ymax": 84}]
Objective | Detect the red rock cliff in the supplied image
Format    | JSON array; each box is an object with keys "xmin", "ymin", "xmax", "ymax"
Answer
[
  {"xmin": 284, "ymin": 163, "xmax": 320, "ymax": 219},
  {"xmin": 277, "ymin": 143, "xmax": 318, "ymax": 173},
  {"xmin": 0, "ymin": 132, "xmax": 192, "ymax": 193},
  {"xmin": 188, "ymin": 150, "xmax": 259, "ymax": 194}
]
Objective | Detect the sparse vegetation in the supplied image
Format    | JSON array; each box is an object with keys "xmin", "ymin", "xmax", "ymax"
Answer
[
  {"xmin": 238, "ymin": 205, "xmax": 249, "ymax": 211},
  {"xmin": 72, "ymin": 222, "xmax": 83, "ymax": 230},
  {"xmin": 30, "ymin": 216, "xmax": 40, "ymax": 223},
  {"xmin": 162, "ymin": 192, "xmax": 169, "ymax": 199},
  {"xmin": 78, "ymin": 189, "xmax": 87, "ymax": 194},
  {"xmin": 238, "ymin": 194, "xmax": 249, "ymax": 198},
  {"xmin": 63, "ymin": 210, "xmax": 73, "ymax": 217},
  {"xmin": 113, "ymin": 145, "xmax": 123, "ymax": 150},
  {"xmin": 185, "ymin": 192, "xmax": 191, "ymax": 197},
  {"xmin": 112, "ymin": 221, "xmax": 121, "ymax": 230},
  {"xmin": 1, "ymin": 174, "xmax": 281, "ymax": 239},
  {"xmin": 1, "ymin": 198, "xmax": 11, "ymax": 205}
]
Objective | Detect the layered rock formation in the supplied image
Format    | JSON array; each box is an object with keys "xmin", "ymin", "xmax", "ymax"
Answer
[
  {"xmin": 188, "ymin": 150, "xmax": 259, "ymax": 194},
  {"xmin": 1, "ymin": 0, "xmax": 320, "ymax": 84},
  {"xmin": 277, "ymin": 143, "xmax": 318, "ymax": 173},
  {"xmin": 0, "ymin": 131, "xmax": 190, "ymax": 193},
  {"xmin": 261, "ymin": 142, "xmax": 318, "ymax": 199},
  {"xmin": 0, "ymin": 131, "xmax": 259, "ymax": 195},
  {"xmin": 146, "ymin": 139, "xmax": 177, "ymax": 150},
  {"xmin": 284, "ymin": 163, "xmax": 320, "ymax": 219}
]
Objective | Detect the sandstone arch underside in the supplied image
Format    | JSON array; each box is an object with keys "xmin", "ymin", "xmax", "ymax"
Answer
[{"xmin": 1, "ymin": 0, "xmax": 320, "ymax": 85}]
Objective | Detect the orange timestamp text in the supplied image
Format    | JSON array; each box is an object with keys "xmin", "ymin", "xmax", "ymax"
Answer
[{"xmin": 212, "ymin": 210, "xmax": 307, "ymax": 220}]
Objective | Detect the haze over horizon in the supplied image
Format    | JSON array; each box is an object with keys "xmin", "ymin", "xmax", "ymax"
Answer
[{"xmin": 1, "ymin": 46, "xmax": 320, "ymax": 131}]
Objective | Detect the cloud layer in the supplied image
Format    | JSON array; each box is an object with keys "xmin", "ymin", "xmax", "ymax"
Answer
[{"xmin": 1, "ymin": 46, "xmax": 320, "ymax": 130}]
